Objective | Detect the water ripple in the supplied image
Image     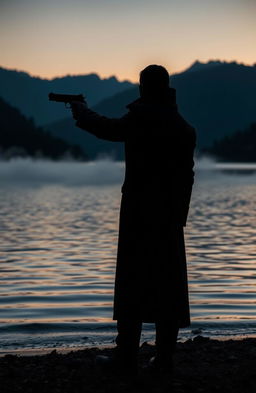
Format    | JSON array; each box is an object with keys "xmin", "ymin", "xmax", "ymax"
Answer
[{"xmin": 1, "ymin": 168, "xmax": 256, "ymax": 349}]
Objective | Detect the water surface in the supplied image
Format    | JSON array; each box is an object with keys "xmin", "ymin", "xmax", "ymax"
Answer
[{"xmin": 1, "ymin": 159, "xmax": 256, "ymax": 351}]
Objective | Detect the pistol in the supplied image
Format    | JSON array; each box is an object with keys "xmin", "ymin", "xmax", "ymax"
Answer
[{"xmin": 48, "ymin": 92, "xmax": 85, "ymax": 107}]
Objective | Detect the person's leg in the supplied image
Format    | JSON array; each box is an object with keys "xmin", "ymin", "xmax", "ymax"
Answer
[
  {"xmin": 155, "ymin": 319, "xmax": 179, "ymax": 366},
  {"xmin": 96, "ymin": 320, "xmax": 142, "ymax": 375},
  {"xmin": 115, "ymin": 319, "xmax": 142, "ymax": 366}
]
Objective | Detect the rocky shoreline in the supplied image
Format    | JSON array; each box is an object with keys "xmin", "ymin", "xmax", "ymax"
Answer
[{"xmin": 1, "ymin": 336, "xmax": 256, "ymax": 393}]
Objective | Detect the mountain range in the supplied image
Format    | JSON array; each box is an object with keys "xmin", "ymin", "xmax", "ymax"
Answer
[
  {"xmin": 0, "ymin": 66, "xmax": 133, "ymax": 126},
  {"xmin": 0, "ymin": 60, "xmax": 256, "ymax": 159},
  {"xmin": 90, "ymin": 61, "xmax": 256, "ymax": 148},
  {"xmin": 45, "ymin": 61, "xmax": 256, "ymax": 157}
]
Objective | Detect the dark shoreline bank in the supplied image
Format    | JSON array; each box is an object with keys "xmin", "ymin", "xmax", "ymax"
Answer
[{"xmin": 1, "ymin": 336, "xmax": 256, "ymax": 393}]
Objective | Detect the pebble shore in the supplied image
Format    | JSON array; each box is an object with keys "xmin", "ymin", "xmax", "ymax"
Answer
[{"xmin": 1, "ymin": 336, "xmax": 256, "ymax": 393}]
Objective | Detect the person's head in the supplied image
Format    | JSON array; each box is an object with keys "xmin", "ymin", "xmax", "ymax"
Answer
[{"xmin": 139, "ymin": 64, "xmax": 170, "ymax": 99}]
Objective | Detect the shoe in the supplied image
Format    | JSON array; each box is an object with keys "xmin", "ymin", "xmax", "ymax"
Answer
[
  {"xmin": 95, "ymin": 354, "xmax": 138, "ymax": 377},
  {"xmin": 146, "ymin": 355, "xmax": 173, "ymax": 374}
]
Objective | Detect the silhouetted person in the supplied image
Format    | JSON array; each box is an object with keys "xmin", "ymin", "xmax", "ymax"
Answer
[{"xmin": 71, "ymin": 65, "xmax": 196, "ymax": 374}]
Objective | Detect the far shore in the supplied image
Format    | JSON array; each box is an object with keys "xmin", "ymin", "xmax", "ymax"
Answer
[{"xmin": 1, "ymin": 336, "xmax": 256, "ymax": 392}]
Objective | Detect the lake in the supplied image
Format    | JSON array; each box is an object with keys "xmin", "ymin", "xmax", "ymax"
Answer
[{"xmin": 1, "ymin": 158, "xmax": 256, "ymax": 353}]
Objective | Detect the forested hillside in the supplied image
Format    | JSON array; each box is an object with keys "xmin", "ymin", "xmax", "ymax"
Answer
[{"xmin": 0, "ymin": 97, "xmax": 87, "ymax": 160}]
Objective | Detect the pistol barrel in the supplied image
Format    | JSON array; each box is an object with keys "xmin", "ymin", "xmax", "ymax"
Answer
[{"xmin": 48, "ymin": 93, "xmax": 85, "ymax": 103}]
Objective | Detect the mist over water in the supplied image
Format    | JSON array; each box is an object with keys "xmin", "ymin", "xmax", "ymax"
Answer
[
  {"xmin": 1, "ymin": 158, "xmax": 256, "ymax": 352},
  {"xmin": 1, "ymin": 156, "xmax": 256, "ymax": 188},
  {"xmin": 0, "ymin": 158, "xmax": 125, "ymax": 187}
]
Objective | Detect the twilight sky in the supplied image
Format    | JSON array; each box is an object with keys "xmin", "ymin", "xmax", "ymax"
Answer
[{"xmin": 0, "ymin": 0, "xmax": 255, "ymax": 82}]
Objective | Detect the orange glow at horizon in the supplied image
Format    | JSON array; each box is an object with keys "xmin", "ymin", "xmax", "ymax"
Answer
[{"xmin": 0, "ymin": 0, "xmax": 255, "ymax": 82}]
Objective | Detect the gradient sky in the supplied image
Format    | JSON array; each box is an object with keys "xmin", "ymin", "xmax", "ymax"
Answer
[{"xmin": 0, "ymin": 0, "xmax": 255, "ymax": 82}]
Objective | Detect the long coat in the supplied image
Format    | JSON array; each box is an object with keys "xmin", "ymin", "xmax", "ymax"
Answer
[{"xmin": 76, "ymin": 88, "xmax": 196, "ymax": 328}]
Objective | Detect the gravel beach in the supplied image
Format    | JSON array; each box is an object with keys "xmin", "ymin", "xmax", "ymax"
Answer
[{"xmin": 1, "ymin": 336, "xmax": 256, "ymax": 393}]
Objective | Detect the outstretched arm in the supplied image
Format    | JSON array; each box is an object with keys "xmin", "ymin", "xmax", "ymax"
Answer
[{"xmin": 71, "ymin": 101, "xmax": 129, "ymax": 142}]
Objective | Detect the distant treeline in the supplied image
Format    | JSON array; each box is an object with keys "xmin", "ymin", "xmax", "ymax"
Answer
[
  {"xmin": 204, "ymin": 123, "xmax": 256, "ymax": 162},
  {"xmin": 0, "ymin": 97, "xmax": 87, "ymax": 160}
]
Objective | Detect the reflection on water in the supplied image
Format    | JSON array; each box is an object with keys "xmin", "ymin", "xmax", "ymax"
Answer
[{"xmin": 0, "ymin": 160, "xmax": 256, "ymax": 350}]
